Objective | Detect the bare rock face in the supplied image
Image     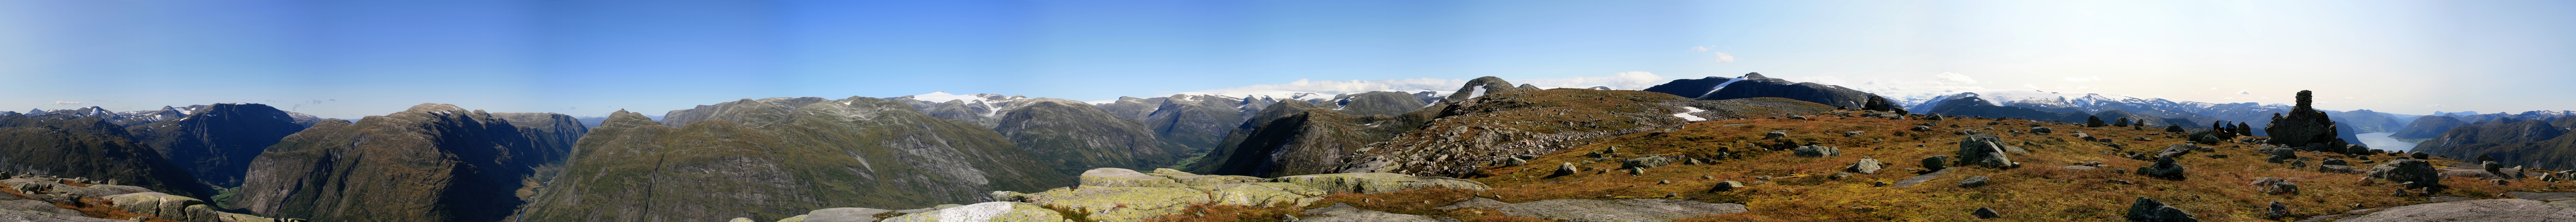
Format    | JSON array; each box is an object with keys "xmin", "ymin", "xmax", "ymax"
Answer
[
  {"xmin": 234, "ymin": 104, "xmax": 586, "ymax": 222},
  {"xmin": 2265, "ymin": 90, "xmax": 2348, "ymax": 150}
]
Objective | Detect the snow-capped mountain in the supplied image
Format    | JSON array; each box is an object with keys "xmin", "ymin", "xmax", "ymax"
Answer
[{"xmin": 22, "ymin": 104, "xmax": 330, "ymax": 127}]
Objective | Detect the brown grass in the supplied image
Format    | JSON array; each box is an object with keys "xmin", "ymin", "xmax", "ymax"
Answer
[{"xmin": 1463, "ymin": 111, "xmax": 2560, "ymax": 221}]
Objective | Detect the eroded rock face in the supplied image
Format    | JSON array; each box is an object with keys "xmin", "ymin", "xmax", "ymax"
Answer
[
  {"xmin": 1300, "ymin": 203, "xmax": 1445, "ymax": 222},
  {"xmin": 2265, "ymin": 90, "xmax": 2347, "ymax": 149}
]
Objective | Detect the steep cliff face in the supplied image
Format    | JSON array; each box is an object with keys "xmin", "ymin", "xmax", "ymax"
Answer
[
  {"xmin": 1142, "ymin": 94, "xmax": 1258, "ymax": 154},
  {"xmin": 992, "ymin": 99, "xmax": 1182, "ymax": 176},
  {"xmin": 520, "ymin": 97, "xmax": 1070, "ymax": 222},
  {"xmin": 121, "ymin": 103, "xmax": 310, "ymax": 187},
  {"xmin": 2393, "ymin": 115, "xmax": 2468, "ymax": 141},
  {"xmin": 2413, "ymin": 117, "xmax": 2576, "ymax": 169},
  {"xmin": 231, "ymin": 104, "xmax": 582, "ymax": 222},
  {"xmin": 1187, "ymin": 100, "xmax": 1441, "ymax": 177},
  {"xmin": 0, "ymin": 114, "xmax": 209, "ymax": 198}
]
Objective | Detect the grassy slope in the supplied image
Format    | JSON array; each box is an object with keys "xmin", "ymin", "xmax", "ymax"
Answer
[
  {"xmin": 1151, "ymin": 109, "xmax": 2556, "ymax": 221},
  {"xmin": 1476, "ymin": 112, "xmax": 2544, "ymax": 221}
]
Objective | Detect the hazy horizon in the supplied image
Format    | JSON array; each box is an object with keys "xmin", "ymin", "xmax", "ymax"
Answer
[{"xmin": 6, "ymin": 0, "xmax": 2571, "ymax": 118}]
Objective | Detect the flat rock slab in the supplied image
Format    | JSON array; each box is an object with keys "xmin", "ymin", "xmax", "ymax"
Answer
[
  {"xmin": 2429, "ymin": 196, "xmax": 2477, "ymax": 202},
  {"xmin": 2511, "ymin": 191, "xmax": 2576, "ymax": 201},
  {"xmin": 2336, "ymin": 199, "xmax": 2576, "ymax": 222},
  {"xmin": 1894, "ymin": 168, "xmax": 1955, "ymax": 187},
  {"xmin": 1299, "ymin": 203, "xmax": 1445, "ymax": 222},
  {"xmin": 1438, "ymin": 197, "xmax": 1747, "ymax": 222}
]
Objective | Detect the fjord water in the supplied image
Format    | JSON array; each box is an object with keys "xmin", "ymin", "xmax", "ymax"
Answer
[{"xmin": 2356, "ymin": 132, "xmax": 2418, "ymax": 152}]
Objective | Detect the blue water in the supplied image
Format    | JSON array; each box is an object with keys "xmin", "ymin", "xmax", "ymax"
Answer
[{"xmin": 2356, "ymin": 132, "xmax": 2418, "ymax": 152}]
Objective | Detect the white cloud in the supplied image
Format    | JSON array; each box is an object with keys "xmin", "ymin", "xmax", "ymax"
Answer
[
  {"xmin": 2064, "ymin": 76, "xmax": 2103, "ymax": 82},
  {"xmin": 49, "ymin": 100, "xmax": 81, "ymax": 105},
  {"xmin": 1711, "ymin": 51, "xmax": 1736, "ymax": 63},
  {"xmin": 1186, "ymin": 72, "xmax": 1671, "ymax": 96},
  {"xmin": 2429, "ymin": 104, "xmax": 2448, "ymax": 107},
  {"xmin": 2024, "ymin": 83, "xmax": 2040, "ymax": 89},
  {"xmin": 1934, "ymin": 72, "xmax": 1978, "ymax": 84},
  {"xmin": 1692, "ymin": 46, "xmax": 1710, "ymax": 52},
  {"xmin": 2238, "ymin": 90, "xmax": 2251, "ymax": 95},
  {"xmin": 2209, "ymin": 87, "xmax": 2219, "ymax": 90},
  {"xmin": 1518, "ymin": 72, "xmax": 1670, "ymax": 90}
]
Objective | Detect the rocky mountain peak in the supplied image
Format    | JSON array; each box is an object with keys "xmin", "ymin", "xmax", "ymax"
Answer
[
  {"xmin": 403, "ymin": 103, "xmax": 469, "ymax": 113},
  {"xmin": 1446, "ymin": 76, "xmax": 1524, "ymax": 102}
]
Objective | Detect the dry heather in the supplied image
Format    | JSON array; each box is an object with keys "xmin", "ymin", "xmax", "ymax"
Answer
[{"xmin": 1154, "ymin": 110, "xmax": 2563, "ymax": 221}]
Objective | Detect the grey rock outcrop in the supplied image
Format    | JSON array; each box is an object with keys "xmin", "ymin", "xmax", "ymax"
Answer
[
  {"xmin": 2368, "ymin": 159, "xmax": 2442, "ymax": 189},
  {"xmin": 1956, "ymin": 134, "xmax": 2015, "ymax": 168},
  {"xmin": 1793, "ymin": 145, "xmax": 1841, "ymax": 157},
  {"xmin": 1849, "ymin": 158, "xmax": 1885, "ymax": 175},
  {"xmin": 1300, "ymin": 203, "xmax": 1444, "ymax": 222},
  {"xmin": 2137, "ymin": 156, "xmax": 2187, "ymax": 180},
  {"xmin": 2264, "ymin": 90, "xmax": 2348, "ymax": 150},
  {"xmin": 2126, "ymin": 197, "xmax": 2199, "ymax": 222}
]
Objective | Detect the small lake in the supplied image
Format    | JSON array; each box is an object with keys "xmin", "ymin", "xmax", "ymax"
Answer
[{"xmin": 2356, "ymin": 132, "xmax": 2418, "ymax": 152}]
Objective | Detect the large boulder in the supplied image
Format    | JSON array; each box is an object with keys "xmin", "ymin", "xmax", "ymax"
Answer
[
  {"xmin": 1921, "ymin": 155, "xmax": 1951, "ymax": 171},
  {"xmin": 2137, "ymin": 156, "xmax": 2187, "ymax": 180},
  {"xmin": 1955, "ymin": 134, "xmax": 2015, "ymax": 168},
  {"xmin": 2126, "ymin": 197, "xmax": 2199, "ymax": 222},
  {"xmin": 1080, "ymin": 168, "xmax": 1184, "ymax": 188},
  {"xmin": 877, "ymin": 202, "xmax": 1067, "ymax": 222},
  {"xmin": 100, "ymin": 192, "xmax": 217, "ymax": 222},
  {"xmin": 2368, "ymin": 159, "xmax": 2443, "ymax": 189},
  {"xmin": 1849, "ymin": 158, "xmax": 1885, "ymax": 175},
  {"xmin": 2336, "ymin": 199, "xmax": 2576, "ymax": 222},
  {"xmin": 1268, "ymin": 173, "xmax": 1489, "ymax": 194},
  {"xmin": 1438, "ymin": 198, "xmax": 1749, "ymax": 222},
  {"xmin": 2264, "ymin": 90, "xmax": 2348, "ymax": 149}
]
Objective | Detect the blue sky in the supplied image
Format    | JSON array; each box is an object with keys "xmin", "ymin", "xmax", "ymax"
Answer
[{"xmin": 3, "ymin": 0, "xmax": 2571, "ymax": 118}]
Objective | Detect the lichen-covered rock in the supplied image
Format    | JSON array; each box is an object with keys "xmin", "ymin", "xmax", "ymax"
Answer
[
  {"xmin": 1081, "ymin": 168, "xmax": 1184, "ymax": 188},
  {"xmin": 2369, "ymin": 159, "xmax": 2443, "ymax": 189},
  {"xmin": 1012, "ymin": 186, "xmax": 1209, "ymax": 222},
  {"xmin": 1956, "ymin": 134, "xmax": 2014, "ymax": 168},
  {"xmin": 100, "ymin": 192, "xmax": 215, "ymax": 222},
  {"xmin": 2126, "ymin": 197, "xmax": 2199, "ymax": 222},
  {"xmin": 1268, "ymin": 172, "xmax": 1489, "ymax": 194},
  {"xmin": 1552, "ymin": 163, "xmax": 1577, "ymax": 177},
  {"xmin": 1849, "ymin": 158, "xmax": 1885, "ymax": 175},
  {"xmin": 798, "ymin": 207, "xmax": 894, "ymax": 222},
  {"xmin": 1201, "ymin": 183, "xmax": 1327, "ymax": 207},
  {"xmin": 2137, "ymin": 156, "xmax": 2187, "ymax": 180},
  {"xmin": 878, "ymin": 202, "xmax": 1068, "ymax": 222},
  {"xmin": 2252, "ymin": 177, "xmax": 2299, "ymax": 195},
  {"xmin": 1793, "ymin": 146, "xmax": 1840, "ymax": 157},
  {"xmin": 1922, "ymin": 155, "xmax": 1951, "ymax": 171},
  {"xmin": 1959, "ymin": 176, "xmax": 1993, "ymax": 188}
]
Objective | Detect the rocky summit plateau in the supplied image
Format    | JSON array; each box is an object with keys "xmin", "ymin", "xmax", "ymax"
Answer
[{"xmin": 9, "ymin": 75, "xmax": 2575, "ymax": 222}]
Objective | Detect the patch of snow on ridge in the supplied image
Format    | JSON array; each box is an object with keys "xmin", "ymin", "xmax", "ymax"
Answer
[
  {"xmin": 910, "ymin": 91, "xmax": 989, "ymax": 104},
  {"xmin": 1707, "ymin": 75, "xmax": 1749, "ymax": 93},
  {"xmin": 1467, "ymin": 87, "xmax": 1488, "ymax": 99},
  {"xmin": 1673, "ymin": 107, "xmax": 1707, "ymax": 121}
]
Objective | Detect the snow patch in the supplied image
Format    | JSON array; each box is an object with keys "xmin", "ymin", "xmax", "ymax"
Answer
[
  {"xmin": 1673, "ymin": 107, "xmax": 1707, "ymax": 121},
  {"xmin": 911, "ymin": 91, "xmax": 989, "ymax": 104},
  {"xmin": 1467, "ymin": 87, "xmax": 1488, "ymax": 99}
]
